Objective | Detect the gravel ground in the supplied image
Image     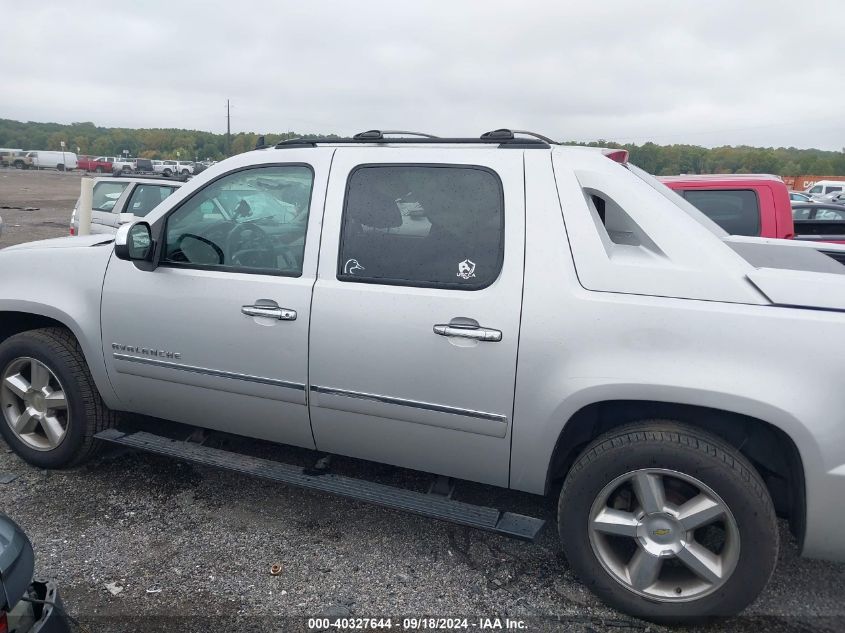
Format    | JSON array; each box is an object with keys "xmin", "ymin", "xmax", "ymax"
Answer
[
  {"xmin": 0, "ymin": 167, "xmax": 82, "ymax": 245},
  {"xmin": 1, "ymin": 169, "xmax": 844, "ymax": 633}
]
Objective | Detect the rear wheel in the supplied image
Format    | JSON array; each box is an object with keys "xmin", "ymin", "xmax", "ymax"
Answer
[
  {"xmin": 94, "ymin": 166, "xmax": 103, "ymax": 173},
  {"xmin": 56, "ymin": 164, "xmax": 65, "ymax": 172},
  {"xmin": 163, "ymin": 168, "xmax": 172, "ymax": 176},
  {"xmin": 0, "ymin": 328, "xmax": 116, "ymax": 468},
  {"xmin": 13, "ymin": 160, "xmax": 24, "ymax": 169},
  {"xmin": 558, "ymin": 421, "xmax": 778, "ymax": 623}
]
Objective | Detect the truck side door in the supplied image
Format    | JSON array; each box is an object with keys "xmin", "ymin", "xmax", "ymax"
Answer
[
  {"xmin": 308, "ymin": 149, "xmax": 526, "ymax": 487},
  {"xmin": 100, "ymin": 154, "xmax": 328, "ymax": 448}
]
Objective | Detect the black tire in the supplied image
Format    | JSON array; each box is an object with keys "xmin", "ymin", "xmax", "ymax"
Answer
[
  {"xmin": 558, "ymin": 421, "xmax": 778, "ymax": 623},
  {"xmin": 94, "ymin": 166, "xmax": 103, "ymax": 174},
  {"xmin": 181, "ymin": 169, "xmax": 189, "ymax": 176},
  {"xmin": 56, "ymin": 164, "xmax": 65, "ymax": 172},
  {"xmin": 0, "ymin": 328, "xmax": 116, "ymax": 469},
  {"xmin": 163, "ymin": 169, "xmax": 172, "ymax": 177},
  {"xmin": 13, "ymin": 161, "xmax": 23, "ymax": 169}
]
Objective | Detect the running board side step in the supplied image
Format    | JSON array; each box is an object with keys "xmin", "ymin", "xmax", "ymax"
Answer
[{"xmin": 95, "ymin": 430, "xmax": 546, "ymax": 542}]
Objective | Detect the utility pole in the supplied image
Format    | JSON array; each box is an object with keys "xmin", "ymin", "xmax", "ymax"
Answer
[{"xmin": 226, "ymin": 99, "xmax": 231, "ymax": 156}]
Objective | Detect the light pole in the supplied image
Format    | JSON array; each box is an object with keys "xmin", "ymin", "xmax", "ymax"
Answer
[{"xmin": 60, "ymin": 141, "xmax": 66, "ymax": 171}]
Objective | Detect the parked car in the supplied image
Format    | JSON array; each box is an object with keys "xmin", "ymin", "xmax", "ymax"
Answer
[
  {"xmin": 26, "ymin": 151, "xmax": 78, "ymax": 171},
  {"xmin": 805, "ymin": 180, "xmax": 845, "ymax": 199},
  {"xmin": 790, "ymin": 203, "xmax": 845, "ymax": 244},
  {"xmin": 660, "ymin": 174, "xmax": 794, "ymax": 238},
  {"xmin": 0, "ymin": 513, "xmax": 69, "ymax": 632},
  {"xmin": 0, "ymin": 149, "xmax": 33, "ymax": 170},
  {"xmin": 788, "ymin": 191, "xmax": 812, "ymax": 203},
  {"xmin": 3, "ymin": 130, "xmax": 845, "ymax": 622},
  {"xmin": 133, "ymin": 159, "xmax": 155, "ymax": 175},
  {"xmin": 176, "ymin": 161, "xmax": 194, "ymax": 176},
  {"xmin": 813, "ymin": 190, "xmax": 845, "ymax": 205},
  {"xmin": 76, "ymin": 155, "xmax": 113, "ymax": 174},
  {"xmin": 154, "ymin": 160, "xmax": 179, "ymax": 176},
  {"xmin": 661, "ymin": 174, "xmax": 845, "ymax": 243},
  {"xmin": 69, "ymin": 176, "xmax": 183, "ymax": 235}
]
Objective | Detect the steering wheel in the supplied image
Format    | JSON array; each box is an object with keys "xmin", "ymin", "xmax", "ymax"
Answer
[{"xmin": 226, "ymin": 221, "xmax": 277, "ymax": 268}]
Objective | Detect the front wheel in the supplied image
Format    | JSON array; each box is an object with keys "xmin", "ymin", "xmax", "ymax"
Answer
[
  {"xmin": 0, "ymin": 328, "xmax": 116, "ymax": 468},
  {"xmin": 558, "ymin": 421, "xmax": 778, "ymax": 623}
]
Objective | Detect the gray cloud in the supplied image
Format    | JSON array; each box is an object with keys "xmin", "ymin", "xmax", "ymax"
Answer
[{"xmin": 3, "ymin": 1, "xmax": 844, "ymax": 149}]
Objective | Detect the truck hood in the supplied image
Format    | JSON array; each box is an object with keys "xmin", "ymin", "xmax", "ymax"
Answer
[
  {"xmin": 2, "ymin": 234, "xmax": 113, "ymax": 252},
  {"xmin": 725, "ymin": 236, "xmax": 845, "ymax": 312}
]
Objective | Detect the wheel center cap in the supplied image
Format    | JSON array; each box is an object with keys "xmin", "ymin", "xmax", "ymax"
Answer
[
  {"xmin": 30, "ymin": 391, "xmax": 46, "ymax": 413},
  {"xmin": 637, "ymin": 514, "xmax": 685, "ymax": 556}
]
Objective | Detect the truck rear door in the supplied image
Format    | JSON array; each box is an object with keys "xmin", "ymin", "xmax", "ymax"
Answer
[{"xmin": 308, "ymin": 148, "xmax": 526, "ymax": 487}]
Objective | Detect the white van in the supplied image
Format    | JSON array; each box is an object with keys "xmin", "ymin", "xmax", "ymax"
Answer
[
  {"xmin": 805, "ymin": 180, "xmax": 845, "ymax": 198},
  {"xmin": 27, "ymin": 150, "xmax": 78, "ymax": 171}
]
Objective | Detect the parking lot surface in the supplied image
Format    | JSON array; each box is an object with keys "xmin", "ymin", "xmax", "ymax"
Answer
[{"xmin": 1, "ymin": 169, "xmax": 844, "ymax": 633}]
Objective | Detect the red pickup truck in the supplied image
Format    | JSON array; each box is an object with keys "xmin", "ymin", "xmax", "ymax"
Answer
[
  {"xmin": 660, "ymin": 174, "xmax": 845, "ymax": 245},
  {"xmin": 77, "ymin": 155, "xmax": 113, "ymax": 174}
]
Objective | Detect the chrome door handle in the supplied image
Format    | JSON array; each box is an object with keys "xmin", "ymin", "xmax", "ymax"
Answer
[
  {"xmin": 433, "ymin": 317, "xmax": 502, "ymax": 342},
  {"xmin": 242, "ymin": 305, "xmax": 297, "ymax": 320}
]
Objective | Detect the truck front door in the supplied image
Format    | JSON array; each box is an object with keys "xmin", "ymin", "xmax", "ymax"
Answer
[
  {"xmin": 100, "ymin": 155, "xmax": 328, "ymax": 448},
  {"xmin": 308, "ymin": 149, "xmax": 526, "ymax": 487}
]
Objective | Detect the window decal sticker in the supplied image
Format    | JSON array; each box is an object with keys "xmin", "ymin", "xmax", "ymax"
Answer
[
  {"xmin": 344, "ymin": 258, "xmax": 365, "ymax": 275},
  {"xmin": 457, "ymin": 259, "xmax": 476, "ymax": 280}
]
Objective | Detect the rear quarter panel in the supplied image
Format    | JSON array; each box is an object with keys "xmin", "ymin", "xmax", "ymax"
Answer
[{"xmin": 513, "ymin": 152, "xmax": 845, "ymax": 561}]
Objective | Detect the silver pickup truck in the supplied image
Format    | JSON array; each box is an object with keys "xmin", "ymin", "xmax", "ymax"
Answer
[{"xmin": 1, "ymin": 130, "xmax": 844, "ymax": 622}]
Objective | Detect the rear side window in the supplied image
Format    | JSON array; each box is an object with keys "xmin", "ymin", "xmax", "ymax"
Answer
[
  {"xmin": 681, "ymin": 189, "xmax": 760, "ymax": 236},
  {"xmin": 337, "ymin": 165, "xmax": 504, "ymax": 290},
  {"xmin": 92, "ymin": 182, "xmax": 129, "ymax": 212},
  {"xmin": 125, "ymin": 184, "xmax": 177, "ymax": 217},
  {"xmin": 813, "ymin": 207, "xmax": 845, "ymax": 221}
]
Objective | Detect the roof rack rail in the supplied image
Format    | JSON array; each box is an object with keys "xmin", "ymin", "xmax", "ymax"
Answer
[
  {"xmin": 353, "ymin": 130, "xmax": 440, "ymax": 140},
  {"xmin": 481, "ymin": 129, "xmax": 559, "ymax": 144},
  {"xmin": 274, "ymin": 131, "xmax": 551, "ymax": 149}
]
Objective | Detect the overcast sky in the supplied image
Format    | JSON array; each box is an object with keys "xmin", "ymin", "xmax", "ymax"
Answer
[{"xmin": 3, "ymin": 1, "xmax": 844, "ymax": 150}]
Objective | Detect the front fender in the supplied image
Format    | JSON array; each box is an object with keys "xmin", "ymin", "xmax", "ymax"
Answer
[{"xmin": 0, "ymin": 238, "xmax": 119, "ymax": 408}]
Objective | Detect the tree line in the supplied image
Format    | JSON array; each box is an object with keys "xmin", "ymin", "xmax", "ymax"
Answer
[{"xmin": 1, "ymin": 118, "xmax": 843, "ymax": 176}]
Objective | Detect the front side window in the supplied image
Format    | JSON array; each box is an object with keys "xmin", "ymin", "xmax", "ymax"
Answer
[
  {"xmin": 681, "ymin": 189, "xmax": 760, "ymax": 236},
  {"xmin": 163, "ymin": 165, "xmax": 313, "ymax": 276},
  {"xmin": 92, "ymin": 181, "xmax": 129, "ymax": 212},
  {"xmin": 809, "ymin": 185, "xmax": 822, "ymax": 194},
  {"xmin": 337, "ymin": 165, "xmax": 504, "ymax": 290},
  {"xmin": 125, "ymin": 184, "xmax": 177, "ymax": 217}
]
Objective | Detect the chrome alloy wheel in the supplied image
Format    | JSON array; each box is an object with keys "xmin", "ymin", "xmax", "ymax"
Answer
[
  {"xmin": 1, "ymin": 357, "xmax": 69, "ymax": 451},
  {"xmin": 588, "ymin": 468, "xmax": 740, "ymax": 602}
]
